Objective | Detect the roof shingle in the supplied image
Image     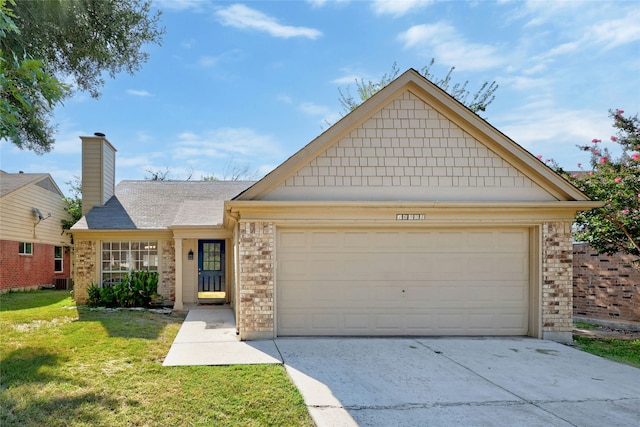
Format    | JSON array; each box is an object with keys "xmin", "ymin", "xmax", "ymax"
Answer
[{"xmin": 72, "ymin": 180, "xmax": 254, "ymax": 230}]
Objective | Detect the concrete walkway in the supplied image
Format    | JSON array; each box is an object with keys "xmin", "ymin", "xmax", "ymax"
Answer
[
  {"xmin": 163, "ymin": 308, "xmax": 640, "ymax": 427},
  {"xmin": 162, "ymin": 307, "xmax": 281, "ymax": 366}
]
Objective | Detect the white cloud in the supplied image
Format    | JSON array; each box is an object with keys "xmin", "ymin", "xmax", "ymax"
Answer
[
  {"xmin": 398, "ymin": 22, "xmax": 505, "ymax": 71},
  {"xmin": 126, "ymin": 89, "xmax": 152, "ymax": 97},
  {"xmin": 299, "ymin": 102, "xmax": 341, "ymax": 125},
  {"xmin": 173, "ymin": 128, "xmax": 283, "ymax": 160},
  {"xmin": 307, "ymin": 0, "xmax": 350, "ymax": 8},
  {"xmin": 152, "ymin": 0, "xmax": 204, "ymax": 11},
  {"xmin": 372, "ymin": 0, "xmax": 434, "ymax": 17},
  {"xmin": 331, "ymin": 74, "xmax": 363, "ymax": 85},
  {"xmin": 589, "ymin": 11, "xmax": 640, "ymax": 50},
  {"xmin": 216, "ymin": 4, "xmax": 322, "ymax": 40},
  {"xmin": 194, "ymin": 49, "xmax": 244, "ymax": 69},
  {"xmin": 497, "ymin": 107, "xmax": 614, "ymax": 168},
  {"xmin": 197, "ymin": 56, "xmax": 218, "ymax": 67}
]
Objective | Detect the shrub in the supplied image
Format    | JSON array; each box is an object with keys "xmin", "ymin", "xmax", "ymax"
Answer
[{"xmin": 87, "ymin": 271, "xmax": 159, "ymax": 308}]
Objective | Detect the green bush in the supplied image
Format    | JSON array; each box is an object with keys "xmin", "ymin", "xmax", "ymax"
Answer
[{"xmin": 86, "ymin": 271, "xmax": 159, "ymax": 308}]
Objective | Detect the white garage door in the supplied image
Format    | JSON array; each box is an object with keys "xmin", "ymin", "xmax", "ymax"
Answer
[{"xmin": 277, "ymin": 228, "xmax": 529, "ymax": 336}]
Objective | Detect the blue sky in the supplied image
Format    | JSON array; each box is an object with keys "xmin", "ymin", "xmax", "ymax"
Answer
[{"xmin": 1, "ymin": 0, "xmax": 639, "ymax": 196}]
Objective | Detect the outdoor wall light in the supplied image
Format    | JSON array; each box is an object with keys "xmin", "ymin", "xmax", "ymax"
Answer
[{"xmin": 188, "ymin": 249, "xmax": 194, "ymax": 260}]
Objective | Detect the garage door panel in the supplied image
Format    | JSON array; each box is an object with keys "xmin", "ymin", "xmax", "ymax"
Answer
[{"xmin": 277, "ymin": 228, "xmax": 529, "ymax": 336}]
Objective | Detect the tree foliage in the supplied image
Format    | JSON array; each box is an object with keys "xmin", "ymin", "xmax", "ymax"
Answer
[
  {"xmin": 0, "ymin": 0, "xmax": 163, "ymax": 153},
  {"xmin": 61, "ymin": 176, "xmax": 82, "ymax": 230},
  {"xmin": 0, "ymin": 0, "xmax": 68, "ymax": 153},
  {"xmin": 552, "ymin": 110, "xmax": 639, "ymax": 261},
  {"xmin": 338, "ymin": 60, "xmax": 498, "ymax": 115}
]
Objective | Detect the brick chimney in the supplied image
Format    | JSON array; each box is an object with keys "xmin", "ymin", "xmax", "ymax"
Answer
[{"xmin": 80, "ymin": 133, "xmax": 117, "ymax": 216}]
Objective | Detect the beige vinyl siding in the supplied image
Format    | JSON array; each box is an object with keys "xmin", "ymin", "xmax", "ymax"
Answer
[
  {"xmin": 182, "ymin": 238, "xmax": 198, "ymax": 303},
  {"xmin": 265, "ymin": 91, "xmax": 555, "ymax": 202},
  {"xmin": 102, "ymin": 144, "xmax": 115, "ymax": 203},
  {"xmin": 81, "ymin": 137, "xmax": 116, "ymax": 215},
  {"xmin": 0, "ymin": 181, "xmax": 71, "ymax": 246},
  {"xmin": 277, "ymin": 227, "xmax": 529, "ymax": 336}
]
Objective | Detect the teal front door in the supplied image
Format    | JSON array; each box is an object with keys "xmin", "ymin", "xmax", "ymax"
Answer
[{"xmin": 198, "ymin": 240, "xmax": 225, "ymax": 300}]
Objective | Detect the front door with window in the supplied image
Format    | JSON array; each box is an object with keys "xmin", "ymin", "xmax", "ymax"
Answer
[{"xmin": 198, "ymin": 240, "xmax": 225, "ymax": 301}]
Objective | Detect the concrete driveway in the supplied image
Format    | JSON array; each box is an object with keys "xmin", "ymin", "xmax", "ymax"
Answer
[{"xmin": 275, "ymin": 337, "xmax": 640, "ymax": 427}]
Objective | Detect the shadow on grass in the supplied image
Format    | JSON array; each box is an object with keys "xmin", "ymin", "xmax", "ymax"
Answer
[
  {"xmin": 0, "ymin": 347, "xmax": 76, "ymax": 390},
  {"xmin": 75, "ymin": 307, "xmax": 186, "ymax": 340},
  {"xmin": 0, "ymin": 391, "xmax": 125, "ymax": 427},
  {"xmin": 0, "ymin": 290, "xmax": 71, "ymax": 312}
]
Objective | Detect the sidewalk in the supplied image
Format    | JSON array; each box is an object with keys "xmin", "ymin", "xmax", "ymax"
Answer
[{"xmin": 162, "ymin": 307, "xmax": 282, "ymax": 366}]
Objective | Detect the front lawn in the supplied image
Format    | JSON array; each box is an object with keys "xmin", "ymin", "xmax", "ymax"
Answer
[{"xmin": 0, "ymin": 290, "xmax": 313, "ymax": 427}]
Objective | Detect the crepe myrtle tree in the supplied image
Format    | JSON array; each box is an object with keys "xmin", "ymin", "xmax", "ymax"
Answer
[{"xmin": 546, "ymin": 109, "xmax": 639, "ymax": 262}]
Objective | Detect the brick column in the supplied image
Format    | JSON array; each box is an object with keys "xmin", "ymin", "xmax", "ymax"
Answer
[
  {"xmin": 159, "ymin": 239, "xmax": 175, "ymax": 303},
  {"xmin": 542, "ymin": 221, "xmax": 574, "ymax": 342},
  {"xmin": 73, "ymin": 240, "xmax": 96, "ymax": 304},
  {"xmin": 237, "ymin": 221, "xmax": 275, "ymax": 340}
]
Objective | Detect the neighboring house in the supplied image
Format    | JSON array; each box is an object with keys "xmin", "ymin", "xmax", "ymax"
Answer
[
  {"xmin": 573, "ymin": 243, "xmax": 640, "ymax": 323},
  {"xmin": 0, "ymin": 171, "xmax": 72, "ymax": 292},
  {"xmin": 71, "ymin": 69, "xmax": 600, "ymax": 342}
]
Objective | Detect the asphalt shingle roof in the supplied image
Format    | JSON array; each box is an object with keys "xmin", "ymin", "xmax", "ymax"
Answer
[
  {"xmin": 0, "ymin": 170, "xmax": 56, "ymax": 198},
  {"xmin": 72, "ymin": 180, "xmax": 254, "ymax": 230}
]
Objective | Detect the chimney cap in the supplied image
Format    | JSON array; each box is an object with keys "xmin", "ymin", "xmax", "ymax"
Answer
[{"xmin": 94, "ymin": 132, "xmax": 106, "ymax": 137}]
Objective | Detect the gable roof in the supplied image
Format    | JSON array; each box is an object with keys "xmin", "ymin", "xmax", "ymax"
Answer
[
  {"xmin": 0, "ymin": 170, "xmax": 64, "ymax": 198},
  {"xmin": 234, "ymin": 69, "xmax": 589, "ymax": 202},
  {"xmin": 72, "ymin": 180, "xmax": 254, "ymax": 230}
]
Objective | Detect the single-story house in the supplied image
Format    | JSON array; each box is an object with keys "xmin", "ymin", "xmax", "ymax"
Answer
[
  {"xmin": 0, "ymin": 170, "xmax": 72, "ymax": 291},
  {"xmin": 71, "ymin": 69, "xmax": 600, "ymax": 342}
]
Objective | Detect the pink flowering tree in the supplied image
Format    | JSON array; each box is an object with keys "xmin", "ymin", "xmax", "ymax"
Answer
[{"xmin": 552, "ymin": 109, "xmax": 639, "ymax": 262}]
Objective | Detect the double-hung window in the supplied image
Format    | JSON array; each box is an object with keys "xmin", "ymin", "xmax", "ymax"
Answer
[
  {"xmin": 101, "ymin": 241, "xmax": 158, "ymax": 285},
  {"xmin": 54, "ymin": 246, "xmax": 63, "ymax": 272},
  {"xmin": 19, "ymin": 242, "xmax": 32, "ymax": 255}
]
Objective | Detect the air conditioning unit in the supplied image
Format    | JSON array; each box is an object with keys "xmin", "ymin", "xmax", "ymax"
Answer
[{"xmin": 53, "ymin": 278, "xmax": 73, "ymax": 290}]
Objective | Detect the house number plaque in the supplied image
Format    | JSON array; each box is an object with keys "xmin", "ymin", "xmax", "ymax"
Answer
[{"xmin": 396, "ymin": 214, "xmax": 425, "ymax": 220}]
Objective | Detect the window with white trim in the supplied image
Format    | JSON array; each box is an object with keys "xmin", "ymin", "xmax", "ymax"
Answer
[
  {"xmin": 101, "ymin": 241, "xmax": 158, "ymax": 285},
  {"xmin": 54, "ymin": 246, "xmax": 63, "ymax": 272},
  {"xmin": 19, "ymin": 242, "xmax": 32, "ymax": 255}
]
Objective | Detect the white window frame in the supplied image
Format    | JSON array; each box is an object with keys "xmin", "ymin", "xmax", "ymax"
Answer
[
  {"xmin": 101, "ymin": 240, "xmax": 158, "ymax": 285},
  {"xmin": 54, "ymin": 246, "xmax": 63, "ymax": 273},
  {"xmin": 19, "ymin": 242, "xmax": 33, "ymax": 255}
]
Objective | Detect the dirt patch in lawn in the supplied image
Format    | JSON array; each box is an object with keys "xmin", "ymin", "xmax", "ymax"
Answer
[{"xmin": 573, "ymin": 325, "xmax": 640, "ymax": 341}]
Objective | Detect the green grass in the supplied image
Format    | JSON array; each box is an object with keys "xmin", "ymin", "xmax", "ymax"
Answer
[
  {"xmin": 573, "ymin": 321, "xmax": 600, "ymax": 330},
  {"xmin": 1, "ymin": 290, "xmax": 313, "ymax": 427},
  {"xmin": 572, "ymin": 321, "xmax": 640, "ymax": 369}
]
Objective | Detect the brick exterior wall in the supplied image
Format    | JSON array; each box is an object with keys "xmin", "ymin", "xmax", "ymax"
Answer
[
  {"xmin": 73, "ymin": 240, "xmax": 96, "ymax": 303},
  {"xmin": 0, "ymin": 240, "xmax": 71, "ymax": 291},
  {"xmin": 542, "ymin": 222, "xmax": 574, "ymax": 338},
  {"xmin": 73, "ymin": 239, "xmax": 176, "ymax": 305},
  {"xmin": 237, "ymin": 221, "xmax": 275, "ymax": 339},
  {"xmin": 573, "ymin": 243, "xmax": 640, "ymax": 323},
  {"xmin": 159, "ymin": 239, "xmax": 175, "ymax": 302}
]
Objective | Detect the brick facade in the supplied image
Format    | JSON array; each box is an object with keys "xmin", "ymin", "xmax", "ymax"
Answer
[
  {"xmin": 159, "ymin": 239, "xmax": 176, "ymax": 302},
  {"xmin": 237, "ymin": 221, "xmax": 275, "ymax": 339},
  {"xmin": 73, "ymin": 240, "xmax": 96, "ymax": 303},
  {"xmin": 542, "ymin": 222, "xmax": 574, "ymax": 340},
  {"xmin": 73, "ymin": 239, "xmax": 177, "ymax": 305},
  {"xmin": 0, "ymin": 240, "xmax": 71, "ymax": 291},
  {"xmin": 573, "ymin": 243, "xmax": 640, "ymax": 323}
]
